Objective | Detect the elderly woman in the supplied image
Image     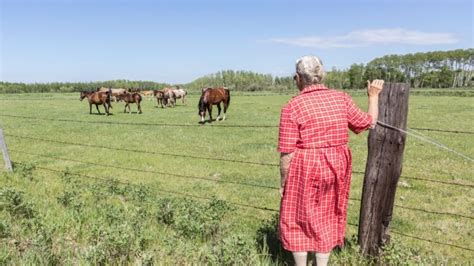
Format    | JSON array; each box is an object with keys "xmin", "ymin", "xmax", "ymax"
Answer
[{"xmin": 278, "ymin": 56, "xmax": 383, "ymax": 266}]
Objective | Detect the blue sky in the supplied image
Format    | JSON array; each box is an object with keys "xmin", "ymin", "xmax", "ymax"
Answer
[{"xmin": 1, "ymin": 0, "xmax": 472, "ymax": 84}]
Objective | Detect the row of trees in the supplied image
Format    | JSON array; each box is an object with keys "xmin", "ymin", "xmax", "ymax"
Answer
[
  {"xmin": 339, "ymin": 49, "xmax": 473, "ymax": 89},
  {"xmin": 1, "ymin": 49, "xmax": 472, "ymax": 93},
  {"xmin": 0, "ymin": 80, "xmax": 169, "ymax": 94},
  {"xmin": 185, "ymin": 70, "xmax": 276, "ymax": 92}
]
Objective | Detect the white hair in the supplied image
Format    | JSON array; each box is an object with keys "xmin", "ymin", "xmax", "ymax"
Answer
[{"xmin": 295, "ymin": 55, "xmax": 326, "ymax": 85}]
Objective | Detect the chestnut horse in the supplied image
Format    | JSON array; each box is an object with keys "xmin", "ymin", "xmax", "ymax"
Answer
[
  {"xmin": 116, "ymin": 92, "xmax": 142, "ymax": 114},
  {"xmin": 198, "ymin": 87, "xmax": 230, "ymax": 122},
  {"xmin": 80, "ymin": 90, "xmax": 112, "ymax": 115}
]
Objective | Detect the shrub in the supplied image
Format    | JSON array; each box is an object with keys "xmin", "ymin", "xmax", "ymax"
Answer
[
  {"xmin": 213, "ymin": 234, "xmax": 257, "ymax": 265},
  {"xmin": 0, "ymin": 220, "xmax": 10, "ymax": 238},
  {"xmin": 155, "ymin": 197, "xmax": 232, "ymax": 240},
  {"xmin": 0, "ymin": 187, "xmax": 36, "ymax": 219},
  {"xmin": 14, "ymin": 162, "xmax": 36, "ymax": 181}
]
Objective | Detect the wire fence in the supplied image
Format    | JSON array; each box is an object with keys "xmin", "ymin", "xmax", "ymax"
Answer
[
  {"xmin": 10, "ymin": 161, "xmax": 474, "ymax": 253},
  {"xmin": 8, "ymin": 133, "xmax": 474, "ymax": 188},
  {"xmin": 2, "ymin": 113, "xmax": 474, "ymax": 134},
  {"xmin": 11, "ymin": 149, "xmax": 474, "ymax": 221}
]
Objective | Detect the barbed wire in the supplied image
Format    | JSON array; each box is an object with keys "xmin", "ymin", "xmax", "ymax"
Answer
[
  {"xmin": 12, "ymin": 162, "xmax": 270, "ymax": 222},
  {"xmin": 14, "ymin": 162, "xmax": 474, "ymax": 253},
  {"xmin": 351, "ymin": 171, "xmax": 474, "ymax": 188},
  {"xmin": 410, "ymin": 127, "xmax": 474, "ymax": 135},
  {"xmin": 346, "ymin": 223, "xmax": 474, "ymax": 252},
  {"xmin": 348, "ymin": 198, "xmax": 473, "ymax": 220},
  {"xmin": 6, "ymin": 134, "xmax": 279, "ymax": 167},
  {"xmin": 11, "ymin": 149, "xmax": 280, "ymax": 190},
  {"xmin": 25, "ymin": 163, "xmax": 279, "ymax": 213},
  {"xmin": 10, "ymin": 134, "xmax": 474, "ymax": 188},
  {"xmin": 11, "ymin": 149, "xmax": 474, "ymax": 220},
  {"xmin": 377, "ymin": 121, "xmax": 473, "ymax": 162},
  {"xmin": 0, "ymin": 114, "xmax": 278, "ymax": 128},
  {"xmin": 2, "ymin": 113, "xmax": 474, "ymax": 134}
]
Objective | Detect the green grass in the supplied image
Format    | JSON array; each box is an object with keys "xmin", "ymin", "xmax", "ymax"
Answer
[{"xmin": 0, "ymin": 90, "xmax": 473, "ymax": 264}]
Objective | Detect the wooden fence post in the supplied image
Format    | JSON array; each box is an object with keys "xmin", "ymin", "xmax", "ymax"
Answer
[{"xmin": 358, "ymin": 83, "xmax": 410, "ymax": 256}]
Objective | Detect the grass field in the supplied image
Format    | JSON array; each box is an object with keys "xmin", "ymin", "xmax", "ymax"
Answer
[{"xmin": 0, "ymin": 90, "xmax": 473, "ymax": 264}]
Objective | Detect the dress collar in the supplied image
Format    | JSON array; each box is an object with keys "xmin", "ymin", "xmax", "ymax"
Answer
[{"xmin": 300, "ymin": 84, "xmax": 328, "ymax": 94}]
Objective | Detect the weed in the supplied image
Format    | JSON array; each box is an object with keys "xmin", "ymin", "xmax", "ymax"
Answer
[
  {"xmin": 0, "ymin": 187, "xmax": 36, "ymax": 219},
  {"xmin": 14, "ymin": 162, "xmax": 36, "ymax": 181},
  {"xmin": 0, "ymin": 220, "xmax": 10, "ymax": 238},
  {"xmin": 255, "ymin": 213, "xmax": 293, "ymax": 264},
  {"xmin": 156, "ymin": 197, "xmax": 232, "ymax": 240}
]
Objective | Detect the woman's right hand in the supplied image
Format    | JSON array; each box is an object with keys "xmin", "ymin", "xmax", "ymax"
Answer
[{"xmin": 367, "ymin": 79, "xmax": 384, "ymax": 97}]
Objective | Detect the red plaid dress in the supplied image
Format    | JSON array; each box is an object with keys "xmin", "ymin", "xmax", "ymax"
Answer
[{"xmin": 278, "ymin": 84, "xmax": 372, "ymax": 252}]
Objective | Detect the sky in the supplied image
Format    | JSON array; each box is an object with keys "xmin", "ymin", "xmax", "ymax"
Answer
[{"xmin": 1, "ymin": 0, "xmax": 473, "ymax": 84}]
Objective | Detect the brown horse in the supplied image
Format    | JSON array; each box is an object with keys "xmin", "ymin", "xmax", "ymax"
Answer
[
  {"xmin": 80, "ymin": 90, "xmax": 112, "ymax": 115},
  {"xmin": 116, "ymin": 92, "xmax": 142, "ymax": 114},
  {"xmin": 198, "ymin": 87, "xmax": 230, "ymax": 123},
  {"xmin": 153, "ymin": 90, "xmax": 165, "ymax": 108}
]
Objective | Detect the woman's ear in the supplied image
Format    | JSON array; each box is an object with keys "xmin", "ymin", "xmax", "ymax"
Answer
[{"xmin": 294, "ymin": 73, "xmax": 303, "ymax": 90}]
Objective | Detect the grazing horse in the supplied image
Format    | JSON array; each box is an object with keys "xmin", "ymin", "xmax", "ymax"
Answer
[
  {"xmin": 153, "ymin": 90, "xmax": 165, "ymax": 108},
  {"xmin": 116, "ymin": 92, "xmax": 142, "ymax": 114},
  {"xmin": 172, "ymin": 88, "xmax": 188, "ymax": 105},
  {"xmin": 198, "ymin": 87, "xmax": 230, "ymax": 122},
  {"xmin": 97, "ymin": 87, "xmax": 126, "ymax": 102},
  {"xmin": 163, "ymin": 88, "xmax": 176, "ymax": 108},
  {"xmin": 80, "ymin": 90, "xmax": 112, "ymax": 115}
]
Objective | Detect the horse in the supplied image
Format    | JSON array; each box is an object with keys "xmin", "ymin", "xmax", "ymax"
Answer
[
  {"xmin": 116, "ymin": 92, "xmax": 142, "ymax": 114},
  {"xmin": 140, "ymin": 90, "xmax": 155, "ymax": 101},
  {"xmin": 80, "ymin": 90, "xmax": 112, "ymax": 115},
  {"xmin": 163, "ymin": 88, "xmax": 176, "ymax": 108},
  {"xmin": 97, "ymin": 87, "xmax": 126, "ymax": 102},
  {"xmin": 153, "ymin": 90, "xmax": 165, "ymax": 108},
  {"xmin": 198, "ymin": 87, "xmax": 230, "ymax": 123},
  {"xmin": 172, "ymin": 88, "xmax": 188, "ymax": 104}
]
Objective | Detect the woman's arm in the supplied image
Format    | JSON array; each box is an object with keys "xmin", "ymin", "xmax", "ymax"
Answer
[
  {"xmin": 280, "ymin": 152, "xmax": 293, "ymax": 197},
  {"xmin": 367, "ymin": 79, "xmax": 384, "ymax": 128}
]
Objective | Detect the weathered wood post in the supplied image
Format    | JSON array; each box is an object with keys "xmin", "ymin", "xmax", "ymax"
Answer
[
  {"xmin": 0, "ymin": 127, "xmax": 13, "ymax": 172},
  {"xmin": 358, "ymin": 83, "xmax": 410, "ymax": 256}
]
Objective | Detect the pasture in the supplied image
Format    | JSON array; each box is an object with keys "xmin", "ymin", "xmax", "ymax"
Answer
[{"xmin": 0, "ymin": 91, "xmax": 473, "ymax": 264}]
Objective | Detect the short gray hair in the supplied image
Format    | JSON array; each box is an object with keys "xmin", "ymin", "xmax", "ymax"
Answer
[{"xmin": 295, "ymin": 55, "xmax": 326, "ymax": 86}]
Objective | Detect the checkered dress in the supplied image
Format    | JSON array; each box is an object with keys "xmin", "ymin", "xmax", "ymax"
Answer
[{"xmin": 278, "ymin": 84, "xmax": 372, "ymax": 252}]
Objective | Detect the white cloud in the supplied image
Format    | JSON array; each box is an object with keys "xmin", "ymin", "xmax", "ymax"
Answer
[{"xmin": 269, "ymin": 28, "xmax": 459, "ymax": 48}]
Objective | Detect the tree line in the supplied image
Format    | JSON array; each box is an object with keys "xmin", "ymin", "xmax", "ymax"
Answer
[
  {"xmin": 0, "ymin": 80, "xmax": 170, "ymax": 94},
  {"xmin": 0, "ymin": 49, "xmax": 472, "ymax": 94}
]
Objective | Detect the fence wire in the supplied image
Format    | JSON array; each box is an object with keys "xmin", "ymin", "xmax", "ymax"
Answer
[{"xmin": 10, "ymin": 162, "xmax": 474, "ymax": 253}]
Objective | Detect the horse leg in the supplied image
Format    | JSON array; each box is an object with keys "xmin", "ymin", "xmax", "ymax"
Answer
[
  {"xmin": 216, "ymin": 103, "xmax": 222, "ymax": 121},
  {"xmin": 208, "ymin": 105, "xmax": 213, "ymax": 122},
  {"xmin": 138, "ymin": 102, "xmax": 142, "ymax": 114},
  {"xmin": 89, "ymin": 103, "xmax": 92, "ymax": 114},
  {"xmin": 96, "ymin": 104, "xmax": 101, "ymax": 114},
  {"xmin": 123, "ymin": 104, "xmax": 127, "ymax": 113},
  {"xmin": 223, "ymin": 101, "xmax": 228, "ymax": 120},
  {"xmin": 105, "ymin": 103, "xmax": 109, "ymax": 116}
]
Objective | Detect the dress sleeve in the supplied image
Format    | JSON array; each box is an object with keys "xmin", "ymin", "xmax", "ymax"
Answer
[
  {"xmin": 345, "ymin": 94, "xmax": 373, "ymax": 134},
  {"xmin": 278, "ymin": 103, "xmax": 299, "ymax": 153}
]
